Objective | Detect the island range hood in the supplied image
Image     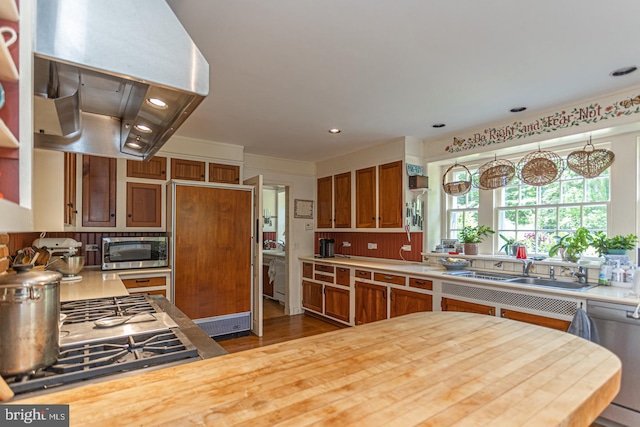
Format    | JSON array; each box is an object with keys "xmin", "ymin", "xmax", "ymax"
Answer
[{"xmin": 33, "ymin": 0, "xmax": 209, "ymax": 161}]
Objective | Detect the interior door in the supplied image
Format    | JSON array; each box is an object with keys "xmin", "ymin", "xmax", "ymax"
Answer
[{"xmin": 244, "ymin": 175, "xmax": 264, "ymax": 337}]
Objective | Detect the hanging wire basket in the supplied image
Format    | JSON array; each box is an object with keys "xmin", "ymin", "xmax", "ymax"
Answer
[
  {"xmin": 566, "ymin": 137, "xmax": 615, "ymax": 178},
  {"xmin": 442, "ymin": 163, "xmax": 472, "ymax": 196},
  {"xmin": 476, "ymin": 157, "xmax": 516, "ymax": 190},
  {"xmin": 517, "ymin": 149, "xmax": 566, "ymax": 186}
]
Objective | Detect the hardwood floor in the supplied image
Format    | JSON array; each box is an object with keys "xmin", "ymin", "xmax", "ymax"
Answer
[{"xmin": 217, "ymin": 298, "xmax": 346, "ymax": 353}]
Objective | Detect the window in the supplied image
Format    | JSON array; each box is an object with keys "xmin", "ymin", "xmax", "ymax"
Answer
[
  {"xmin": 497, "ymin": 164, "xmax": 610, "ymax": 255},
  {"xmin": 447, "ymin": 167, "xmax": 479, "ymax": 240}
]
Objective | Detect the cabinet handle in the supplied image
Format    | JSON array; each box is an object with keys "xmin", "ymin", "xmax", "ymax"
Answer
[
  {"xmin": 128, "ymin": 214, "xmax": 132, "ymax": 218},
  {"xmin": 338, "ymin": 268, "xmax": 346, "ymax": 272},
  {"xmin": 383, "ymin": 290, "xmax": 387, "ymax": 299},
  {"xmin": 488, "ymin": 308, "xmax": 494, "ymax": 316},
  {"xmin": 390, "ymin": 289, "xmax": 394, "ymax": 301},
  {"xmin": 67, "ymin": 203, "xmax": 74, "ymax": 207},
  {"xmin": 414, "ymin": 280, "xmax": 426, "ymax": 285},
  {"xmin": 135, "ymin": 279, "xmax": 150, "ymax": 283},
  {"xmin": 384, "ymin": 275, "xmax": 394, "ymax": 280},
  {"xmin": 501, "ymin": 310, "xmax": 506, "ymax": 318},
  {"xmin": 358, "ymin": 271, "xmax": 367, "ymax": 276},
  {"xmin": 110, "ymin": 213, "xmax": 115, "ymax": 217}
]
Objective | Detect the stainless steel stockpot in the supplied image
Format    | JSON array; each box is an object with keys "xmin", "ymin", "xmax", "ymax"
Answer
[{"xmin": 0, "ymin": 269, "xmax": 63, "ymax": 376}]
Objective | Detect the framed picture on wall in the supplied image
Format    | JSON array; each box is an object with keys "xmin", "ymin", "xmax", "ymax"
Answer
[{"xmin": 294, "ymin": 199, "xmax": 313, "ymax": 219}]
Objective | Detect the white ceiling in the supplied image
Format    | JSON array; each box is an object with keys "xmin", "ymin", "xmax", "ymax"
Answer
[{"xmin": 166, "ymin": 0, "xmax": 640, "ymax": 162}]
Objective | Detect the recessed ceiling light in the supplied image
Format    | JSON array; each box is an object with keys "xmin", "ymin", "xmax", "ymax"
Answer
[
  {"xmin": 510, "ymin": 107, "xmax": 527, "ymax": 113},
  {"xmin": 432, "ymin": 123, "xmax": 446, "ymax": 128},
  {"xmin": 146, "ymin": 97, "xmax": 168, "ymax": 109},
  {"xmin": 134, "ymin": 124, "xmax": 152, "ymax": 133},
  {"xmin": 126, "ymin": 141, "xmax": 142, "ymax": 149},
  {"xmin": 610, "ymin": 66, "xmax": 637, "ymax": 77},
  {"xmin": 328, "ymin": 128, "xmax": 341, "ymax": 134}
]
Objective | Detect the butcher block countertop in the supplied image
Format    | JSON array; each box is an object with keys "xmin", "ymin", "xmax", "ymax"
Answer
[{"xmin": 15, "ymin": 312, "xmax": 620, "ymax": 426}]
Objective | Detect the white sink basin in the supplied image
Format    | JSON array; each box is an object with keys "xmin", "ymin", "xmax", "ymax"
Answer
[{"xmin": 263, "ymin": 249, "xmax": 285, "ymax": 256}]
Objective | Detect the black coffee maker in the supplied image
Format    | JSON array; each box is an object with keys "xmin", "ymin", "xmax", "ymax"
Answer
[{"xmin": 318, "ymin": 238, "xmax": 335, "ymax": 258}]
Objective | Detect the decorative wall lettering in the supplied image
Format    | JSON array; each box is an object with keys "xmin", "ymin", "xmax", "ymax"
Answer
[{"xmin": 445, "ymin": 95, "xmax": 640, "ymax": 153}]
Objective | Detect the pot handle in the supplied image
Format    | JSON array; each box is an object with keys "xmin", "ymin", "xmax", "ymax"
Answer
[{"xmin": 29, "ymin": 286, "xmax": 42, "ymax": 301}]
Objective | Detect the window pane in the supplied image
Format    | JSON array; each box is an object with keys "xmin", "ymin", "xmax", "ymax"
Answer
[
  {"xmin": 521, "ymin": 185, "xmax": 537, "ymax": 205},
  {"xmin": 537, "ymin": 231, "xmax": 555, "ymax": 254},
  {"xmin": 561, "ymin": 179, "xmax": 584, "ymax": 203},
  {"xmin": 464, "ymin": 211, "xmax": 478, "ymax": 227},
  {"xmin": 498, "ymin": 209, "xmax": 516, "ymax": 229},
  {"xmin": 450, "ymin": 211, "xmax": 465, "ymax": 230},
  {"xmin": 586, "ymin": 177, "xmax": 610, "ymax": 202},
  {"xmin": 537, "ymin": 207, "xmax": 557, "ymax": 230},
  {"xmin": 583, "ymin": 205, "xmax": 607, "ymax": 229},
  {"xmin": 558, "ymin": 206, "xmax": 581, "ymax": 229},
  {"xmin": 540, "ymin": 182, "xmax": 560, "ymax": 204},
  {"xmin": 517, "ymin": 209, "xmax": 535, "ymax": 229}
]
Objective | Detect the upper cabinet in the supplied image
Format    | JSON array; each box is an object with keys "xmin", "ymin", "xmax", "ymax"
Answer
[
  {"xmin": 316, "ymin": 176, "xmax": 333, "ymax": 229},
  {"xmin": 355, "ymin": 166, "xmax": 377, "ymax": 228},
  {"xmin": 127, "ymin": 156, "xmax": 167, "ymax": 180},
  {"xmin": 82, "ymin": 155, "xmax": 117, "ymax": 227},
  {"xmin": 377, "ymin": 160, "xmax": 403, "ymax": 228},
  {"xmin": 209, "ymin": 163, "xmax": 240, "ymax": 184},
  {"xmin": 171, "ymin": 158, "xmax": 205, "ymax": 181},
  {"xmin": 64, "ymin": 153, "xmax": 77, "ymax": 226},
  {"xmin": 317, "ymin": 172, "xmax": 352, "ymax": 229}
]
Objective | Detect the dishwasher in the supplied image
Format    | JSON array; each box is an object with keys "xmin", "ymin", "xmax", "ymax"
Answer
[{"xmin": 587, "ymin": 299, "xmax": 640, "ymax": 426}]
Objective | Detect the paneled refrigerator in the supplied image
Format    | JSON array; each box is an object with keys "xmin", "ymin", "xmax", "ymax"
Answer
[{"xmin": 168, "ymin": 181, "xmax": 254, "ymax": 337}]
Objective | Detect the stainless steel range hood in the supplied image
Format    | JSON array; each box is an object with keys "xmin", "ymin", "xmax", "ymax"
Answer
[{"xmin": 33, "ymin": 0, "xmax": 209, "ymax": 161}]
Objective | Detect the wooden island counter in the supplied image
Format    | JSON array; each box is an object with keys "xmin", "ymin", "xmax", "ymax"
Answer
[{"xmin": 15, "ymin": 312, "xmax": 620, "ymax": 426}]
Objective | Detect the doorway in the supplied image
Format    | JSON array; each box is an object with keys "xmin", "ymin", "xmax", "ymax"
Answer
[{"xmin": 262, "ymin": 185, "xmax": 288, "ymax": 321}]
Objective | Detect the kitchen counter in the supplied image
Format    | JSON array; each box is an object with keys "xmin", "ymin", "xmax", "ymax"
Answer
[
  {"xmin": 301, "ymin": 256, "xmax": 640, "ymax": 305},
  {"xmin": 14, "ymin": 312, "xmax": 620, "ymax": 426}
]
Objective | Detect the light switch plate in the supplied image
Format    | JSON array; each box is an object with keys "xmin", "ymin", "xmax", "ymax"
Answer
[
  {"xmin": 304, "ymin": 222, "xmax": 313, "ymax": 230},
  {"xmin": 368, "ymin": 243, "xmax": 377, "ymax": 249}
]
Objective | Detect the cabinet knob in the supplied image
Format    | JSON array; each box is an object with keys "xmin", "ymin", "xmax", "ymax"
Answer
[
  {"xmin": 110, "ymin": 213, "xmax": 115, "ymax": 217},
  {"xmin": 66, "ymin": 203, "xmax": 74, "ymax": 207},
  {"xmin": 128, "ymin": 214, "xmax": 132, "ymax": 218},
  {"xmin": 372, "ymin": 217, "xmax": 375, "ymax": 220}
]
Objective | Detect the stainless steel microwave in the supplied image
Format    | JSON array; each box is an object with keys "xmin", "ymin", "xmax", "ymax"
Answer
[{"xmin": 102, "ymin": 236, "xmax": 168, "ymax": 270}]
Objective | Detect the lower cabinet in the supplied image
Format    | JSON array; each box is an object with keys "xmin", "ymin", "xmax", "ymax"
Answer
[
  {"xmin": 355, "ymin": 281, "xmax": 387, "ymax": 325},
  {"xmin": 390, "ymin": 288, "xmax": 432, "ymax": 318},
  {"xmin": 500, "ymin": 308, "xmax": 571, "ymax": 331},
  {"xmin": 302, "ymin": 280, "xmax": 323, "ymax": 313},
  {"xmin": 324, "ymin": 285, "xmax": 350, "ymax": 322},
  {"xmin": 120, "ymin": 273, "xmax": 170, "ymax": 299},
  {"xmin": 441, "ymin": 297, "xmax": 495, "ymax": 316}
]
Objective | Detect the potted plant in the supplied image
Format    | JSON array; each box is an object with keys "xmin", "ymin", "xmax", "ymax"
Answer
[
  {"xmin": 591, "ymin": 231, "xmax": 638, "ymax": 256},
  {"xmin": 458, "ymin": 225, "xmax": 495, "ymax": 255},
  {"xmin": 498, "ymin": 234, "xmax": 519, "ymax": 256},
  {"xmin": 548, "ymin": 227, "xmax": 591, "ymax": 262}
]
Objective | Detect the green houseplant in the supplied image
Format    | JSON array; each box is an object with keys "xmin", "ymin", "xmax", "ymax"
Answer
[
  {"xmin": 548, "ymin": 227, "xmax": 592, "ymax": 262},
  {"xmin": 498, "ymin": 234, "xmax": 519, "ymax": 256},
  {"xmin": 591, "ymin": 231, "xmax": 638, "ymax": 256},
  {"xmin": 458, "ymin": 225, "xmax": 495, "ymax": 255}
]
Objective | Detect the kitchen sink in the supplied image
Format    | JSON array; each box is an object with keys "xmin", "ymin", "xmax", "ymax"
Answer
[{"xmin": 443, "ymin": 270, "xmax": 597, "ymax": 292}]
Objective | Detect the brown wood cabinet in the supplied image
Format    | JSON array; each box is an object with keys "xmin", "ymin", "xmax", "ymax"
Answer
[
  {"xmin": 335, "ymin": 267, "xmax": 350, "ymax": 286},
  {"xmin": 441, "ymin": 297, "xmax": 495, "ymax": 316},
  {"xmin": 378, "ymin": 160, "xmax": 403, "ymax": 228},
  {"xmin": 355, "ymin": 269, "xmax": 372, "ymax": 280},
  {"xmin": 302, "ymin": 262, "xmax": 313, "ymax": 279},
  {"xmin": 501, "ymin": 309, "xmax": 571, "ymax": 332},
  {"xmin": 334, "ymin": 171, "xmax": 351, "ymax": 228},
  {"xmin": 209, "ymin": 163, "xmax": 240, "ymax": 184},
  {"xmin": 355, "ymin": 166, "xmax": 377, "ymax": 228},
  {"xmin": 263, "ymin": 264, "xmax": 274, "ymax": 297},
  {"xmin": 121, "ymin": 276, "xmax": 167, "ymax": 297},
  {"xmin": 171, "ymin": 158, "xmax": 206, "ymax": 181},
  {"xmin": 355, "ymin": 281, "xmax": 387, "ymax": 325},
  {"xmin": 409, "ymin": 277, "xmax": 433, "ymax": 290},
  {"xmin": 126, "ymin": 182, "xmax": 162, "ymax": 227},
  {"xmin": 302, "ymin": 280, "xmax": 323, "ymax": 313},
  {"xmin": 126, "ymin": 156, "xmax": 167, "ymax": 180},
  {"xmin": 316, "ymin": 176, "xmax": 333, "ymax": 228},
  {"xmin": 64, "ymin": 152, "xmax": 77, "ymax": 226},
  {"xmin": 390, "ymin": 288, "xmax": 432, "ymax": 318},
  {"xmin": 325, "ymin": 285, "xmax": 350, "ymax": 322},
  {"xmin": 373, "ymin": 272, "xmax": 405, "ymax": 286},
  {"xmin": 82, "ymin": 155, "xmax": 117, "ymax": 227},
  {"xmin": 314, "ymin": 264, "xmax": 334, "ymax": 274}
]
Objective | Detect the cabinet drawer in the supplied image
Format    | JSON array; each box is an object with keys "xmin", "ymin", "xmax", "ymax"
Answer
[
  {"xmin": 122, "ymin": 277, "xmax": 166, "ymax": 289},
  {"xmin": 409, "ymin": 277, "xmax": 433, "ymax": 290},
  {"xmin": 302, "ymin": 262, "xmax": 313, "ymax": 279},
  {"xmin": 355, "ymin": 270, "xmax": 372, "ymax": 280},
  {"xmin": 336, "ymin": 267, "xmax": 350, "ymax": 286},
  {"xmin": 314, "ymin": 273, "xmax": 334, "ymax": 284},
  {"xmin": 130, "ymin": 289, "xmax": 166, "ymax": 297},
  {"xmin": 374, "ymin": 272, "xmax": 405, "ymax": 286},
  {"xmin": 314, "ymin": 264, "xmax": 335, "ymax": 274}
]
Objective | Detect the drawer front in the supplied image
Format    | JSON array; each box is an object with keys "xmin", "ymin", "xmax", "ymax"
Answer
[
  {"xmin": 314, "ymin": 273, "xmax": 334, "ymax": 283},
  {"xmin": 130, "ymin": 289, "xmax": 166, "ymax": 296},
  {"xmin": 335, "ymin": 267, "xmax": 351, "ymax": 286},
  {"xmin": 121, "ymin": 277, "xmax": 166, "ymax": 289},
  {"xmin": 373, "ymin": 272, "xmax": 405, "ymax": 286},
  {"xmin": 314, "ymin": 264, "xmax": 335, "ymax": 274},
  {"xmin": 409, "ymin": 277, "xmax": 433, "ymax": 290},
  {"xmin": 355, "ymin": 270, "xmax": 372, "ymax": 280},
  {"xmin": 302, "ymin": 262, "xmax": 313, "ymax": 279}
]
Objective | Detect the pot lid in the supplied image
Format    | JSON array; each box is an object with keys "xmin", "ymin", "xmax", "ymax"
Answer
[{"xmin": 0, "ymin": 269, "xmax": 62, "ymax": 287}]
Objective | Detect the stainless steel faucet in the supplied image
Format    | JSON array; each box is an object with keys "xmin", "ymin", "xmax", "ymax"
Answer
[
  {"xmin": 521, "ymin": 260, "xmax": 534, "ymax": 276},
  {"xmin": 572, "ymin": 266, "xmax": 588, "ymax": 284}
]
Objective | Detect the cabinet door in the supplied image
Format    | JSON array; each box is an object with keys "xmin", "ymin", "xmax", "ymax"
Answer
[
  {"xmin": 355, "ymin": 281, "xmax": 387, "ymax": 325},
  {"xmin": 441, "ymin": 297, "xmax": 495, "ymax": 316},
  {"xmin": 378, "ymin": 160, "xmax": 403, "ymax": 228},
  {"xmin": 317, "ymin": 176, "xmax": 333, "ymax": 228},
  {"xmin": 302, "ymin": 280, "xmax": 323, "ymax": 312},
  {"xmin": 263, "ymin": 264, "xmax": 274, "ymax": 297},
  {"xmin": 302, "ymin": 262, "xmax": 313, "ymax": 279},
  {"xmin": 501, "ymin": 309, "xmax": 571, "ymax": 332},
  {"xmin": 171, "ymin": 158, "xmax": 205, "ymax": 181},
  {"xmin": 126, "ymin": 156, "xmax": 167, "ymax": 180},
  {"xmin": 64, "ymin": 152, "xmax": 77, "ymax": 226},
  {"xmin": 325, "ymin": 285, "xmax": 350, "ymax": 323},
  {"xmin": 209, "ymin": 163, "xmax": 240, "ymax": 184},
  {"xmin": 335, "ymin": 267, "xmax": 350, "ymax": 286},
  {"xmin": 126, "ymin": 182, "xmax": 162, "ymax": 227},
  {"xmin": 390, "ymin": 288, "xmax": 432, "ymax": 318},
  {"xmin": 82, "ymin": 155, "xmax": 116, "ymax": 227},
  {"xmin": 334, "ymin": 171, "xmax": 351, "ymax": 228},
  {"xmin": 355, "ymin": 166, "xmax": 377, "ymax": 228}
]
